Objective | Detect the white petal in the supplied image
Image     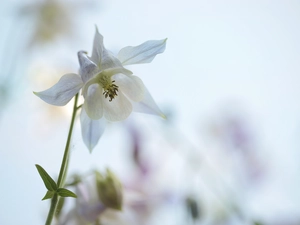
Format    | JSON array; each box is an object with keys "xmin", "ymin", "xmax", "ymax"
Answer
[
  {"xmin": 78, "ymin": 51, "xmax": 99, "ymax": 83},
  {"xmin": 101, "ymin": 67, "xmax": 132, "ymax": 77},
  {"xmin": 132, "ymin": 86, "xmax": 166, "ymax": 118},
  {"xmin": 113, "ymin": 74, "xmax": 145, "ymax": 102},
  {"xmin": 100, "ymin": 47, "xmax": 131, "ymax": 74},
  {"xmin": 83, "ymin": 83, "xmax": 104, "ymax": 120},
  {"xmin": 88, "ymin": 27, "xmax": 132, "ymax": 75},
  {"xmin": 90, "ymin": 26, "xmax": 104, "ymax": 66},
  {"xmin": 117, "ymin": 38, "xmax": 167, "ymax": 65},
  {"xmin": 80, "ymin": 108, "xmax": 105, "ymax": 152},
  {"xmin": 34, "ymin": 73, "xmax": 83, "ymax": 106},
  {"xmin": 89, "ymin": 27, "xmax": 122, "ymax": 70},
  {"xmin": 103, "ymin": 91, "xmax": 132, "ymax": 121}
]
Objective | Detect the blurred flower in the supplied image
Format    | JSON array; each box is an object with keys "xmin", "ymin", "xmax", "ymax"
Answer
[
  {"xmin": 35, "ymin": 27, "xmax": 167, "ymax": 151},
  {"xmin": 128, "ymin": 123, "xmax": 150, "ymax": 176},
  {"xmin": 211, "ymin": 113, "xmax": 265, "ymax": 182},
  {"xmin": 19, "ymin": 0, "xmax": 72, "ymax": 46},
  {"xmin": 57, "ymin": 123, "xmax": 187, "ymax": 225},
  {"xmin": 124, "ymin": 123, "xmax": 188, "ymax": 225},
  {"xmin": 58, "ymin": 170, "xmax": 149, "ymax": 225},
  {"xmin": 96, "ymin": 169, "xmax": 123, "ymax": 210},
  {"xmin": 58, "ymin": 178, "xmax": 106, "ymax": 225},
  {"xmin": 60, "ymin": 173, "xmax": 180, "ymax": 225},
  {"xmin": 185, "ymin": 197, "xmax": 201, "ymax": 222}
]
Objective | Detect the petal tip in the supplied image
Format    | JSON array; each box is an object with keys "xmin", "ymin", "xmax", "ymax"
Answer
[
  {"xmin": 161, "ymin": 113, "xmax": 167, "ymax": 120},
  {"xmin": 78, "ymin": 50, "xmax": 88, "ymax": 57},
  {"xmin": 33, "ymin": 91, "xmax": 43, "ymax": 98},
  {"xmin": 84, "ymin": 141, "xmax": 95, "ymax": 153},
  {"xmin": 94, "ymin": 24, "xmax": 98, "ymax": 31},
  {"xmin": 94, "ymin": 25, "xmax": 103, "ymax": 38}
]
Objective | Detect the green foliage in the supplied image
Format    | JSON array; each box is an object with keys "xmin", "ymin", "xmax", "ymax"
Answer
[
  {"xmin": 42, "ymin": 191, "xmax": 55, "ymax": 200},
  {"xmin": 57, "ymin": 188, "xmax": 77, "ymax": 198},
  {"xmin": 35, "ymin": 164, "xmax": 57, "ymax": 191},
  {"xmin": 35, "ymin": 164, "xmax": 77, "ymax": 201}
]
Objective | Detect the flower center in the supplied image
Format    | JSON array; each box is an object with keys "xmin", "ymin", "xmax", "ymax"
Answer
[
  {"xmin": 82, "ymin": 70, "xmax": 120, "ymax": 102},
  {"xmin": 97, "ymin": 73, "xmax": 119, "ymax": 102},
  {"xmin": 103, "ymin": 80, "xmax": 119, "ymax": 102}
]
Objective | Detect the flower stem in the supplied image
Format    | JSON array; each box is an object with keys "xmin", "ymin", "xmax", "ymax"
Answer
[
  {"xmin": 76, "ymin": 104, "xmax": 82, "ymax": 110},
  {"xmin": 57, "ymin": 93, "xmax": 79, "ymax": 187},
  {"xmin": 45, "ymin": 194, "xmax": 58, "ymax": 225},
  {"xmin": 45, "ymin": 93, "xmax": 79, "ymax": 225}
]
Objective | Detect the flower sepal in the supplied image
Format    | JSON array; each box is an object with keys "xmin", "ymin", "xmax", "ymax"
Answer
[{"xmin": 95, "ymin": 169, "xmax": 123, "ymax": 210}]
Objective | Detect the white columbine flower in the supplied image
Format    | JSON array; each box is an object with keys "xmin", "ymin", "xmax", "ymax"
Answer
[{"xmin": 34, "ymin": 27, "xmax": 167, "ymax": 151}]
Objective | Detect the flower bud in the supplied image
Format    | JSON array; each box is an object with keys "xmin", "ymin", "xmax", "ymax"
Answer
[{"xmin": 95, "ymin": 169, "xmax": 123, "ymax": 210}]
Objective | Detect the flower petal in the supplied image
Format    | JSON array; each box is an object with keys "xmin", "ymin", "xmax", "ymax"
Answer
[
  {"xmin": 80, "ymin": 108, "xmax": 106, "ymax": 152},
  {"xmin": 83, "ymin": 83, "xmax": 103, "ymax": 120},
  {"xmin": 132, "ymin": 86, "xmax": 166, "ymax": 118},
  {"xmin": 113, "ymin": 74, "xmax": 145, "ymax": 102},
  {"xmin": 103, "ymin": 91, "xmax": 132, "ymax": 121},
  {"xmin": 90, "ymin": 26, "xmax": 104, "ymax": 66},
  {"xmin": 101, "ymin": 67, "xmax": 132, "ymax": 77},
  {"xmin": 88, "ymin": 27, "xmax": 132, "ymax": 75},
  {"xmin": 78, "ymin": 51, "xmax": 99, "ymax": 83},
  {"xmin": 75, "ymin": 183, "xmax": 106, "ymax": 222},
  {"xmin": 101, "ymin": 47, "xmax": 132, "ymax": 75},
  {"xmin": 34, "ymin": 73, "xmax": 83, "ymax": 106},
  {"xmin": 117, "ymin": 38, "xmax": 167, "ymax": 65}
]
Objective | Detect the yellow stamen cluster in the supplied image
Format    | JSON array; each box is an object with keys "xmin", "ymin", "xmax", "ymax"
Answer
[{"xmin": 103, "ymin": 80, "xmax": 119, "ymax": 102}]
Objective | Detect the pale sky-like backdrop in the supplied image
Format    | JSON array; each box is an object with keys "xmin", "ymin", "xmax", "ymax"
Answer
[{"xmin": 1, "ymin": 0, "xmax": 300, "ymax": 224}]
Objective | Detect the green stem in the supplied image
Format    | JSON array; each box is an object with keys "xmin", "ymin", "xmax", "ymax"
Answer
[
  {"xmin": 57, "ymin": 93, "xmax": 79, "ymax": 187},
  {"xmin": 45, "ymin": 194, "xmax": 58, "ymax": 225},
  {"xmin": 45, "ymin": 93, "xmax": 79, "ymax": 225},
  {"xmin": 76, "ymin": 104, "xmax": 82, "ymax": 110}
]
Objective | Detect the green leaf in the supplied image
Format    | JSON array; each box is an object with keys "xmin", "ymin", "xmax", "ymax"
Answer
[
  {"xmin": 42, "ymin": 191, "xmax": 55, "ymax": 200},
  {"xmin": 35, "ymin": 164, "xmax": 57, "ymax": 191},
  {"xmin": 57, "ymin": 188, "xmax": 77, "ymax": 198}
]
